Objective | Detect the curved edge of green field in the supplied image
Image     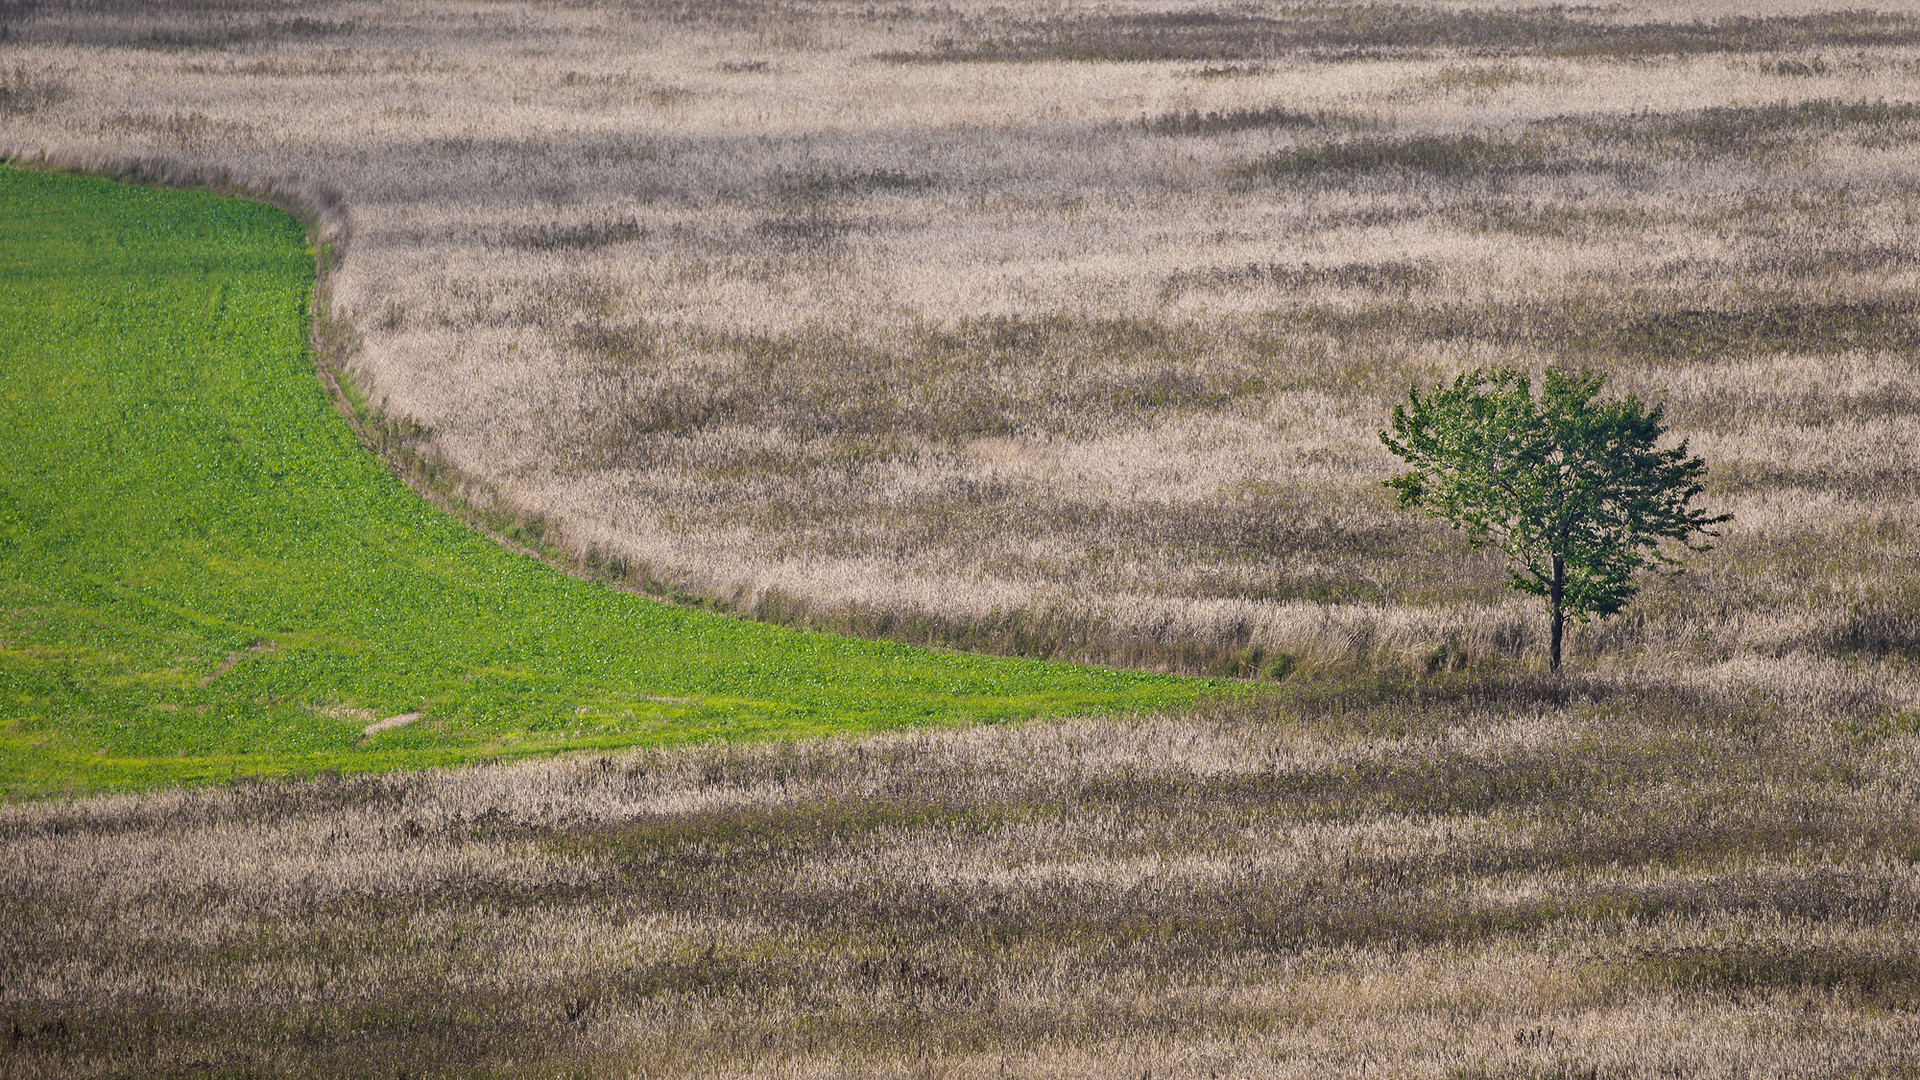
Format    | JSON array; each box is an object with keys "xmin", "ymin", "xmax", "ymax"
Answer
[{"xmin": 0, "ymin": 165, "xmax": 1222, "ymax": 799}]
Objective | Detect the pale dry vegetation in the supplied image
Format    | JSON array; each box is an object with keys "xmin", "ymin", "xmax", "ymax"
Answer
[
  {"xmin": 8, "ymin": 673, "xmax": 1920, "ymax": 1076},
  {"xmin": 6, "ymin": 0, "xmax": 1920, "ymax": 1071}
]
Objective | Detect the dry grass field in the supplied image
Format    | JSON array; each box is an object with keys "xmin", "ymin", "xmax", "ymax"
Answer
[
  {"xmin": 8, "ymin": 675, "xmax": 1920, "ymax": 1077},
  {"xmin": 7, "ymin": 0, "xmax": 1920, "ymax": 1074}
]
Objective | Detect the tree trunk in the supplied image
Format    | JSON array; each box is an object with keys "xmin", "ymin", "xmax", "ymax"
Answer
[{"xmin": 1548, "ymin": 553, "xmax": 1566, "ymax": 672}]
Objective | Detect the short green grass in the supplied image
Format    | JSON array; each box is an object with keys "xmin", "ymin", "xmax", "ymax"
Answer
[{"xmin": 0, "ymin": 167, "xmax": 1204, "ymax": 797}]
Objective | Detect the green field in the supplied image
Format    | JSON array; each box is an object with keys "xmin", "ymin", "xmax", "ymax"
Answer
[{"xmin": 0, "ymin": 167, "xmax": 1203, "ymax": 797}]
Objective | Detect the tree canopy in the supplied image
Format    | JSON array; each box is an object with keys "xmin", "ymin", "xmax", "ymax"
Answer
[{"xmin": 1380, "ymin": 368, "xmax": 1729, "ymax": 670}]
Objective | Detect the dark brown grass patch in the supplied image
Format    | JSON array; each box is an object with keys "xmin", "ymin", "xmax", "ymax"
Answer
[
  {"xmin": 1637, "ymin": 945, "xmax": 1920, "ymax": 1009},
  {"xmin": 880, "ymin": 8, "xmax": 1920, "ymax": 64}
]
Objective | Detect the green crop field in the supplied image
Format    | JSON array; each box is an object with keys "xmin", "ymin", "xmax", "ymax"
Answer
[{"xmin": 0, "ymin": 167, "xmax": 1203, "ymax": 798}]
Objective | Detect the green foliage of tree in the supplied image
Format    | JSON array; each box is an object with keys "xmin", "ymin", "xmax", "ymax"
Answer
[{"xmin": 1380, "ymin": 368, "xmax": 1730, "ymax": 670}]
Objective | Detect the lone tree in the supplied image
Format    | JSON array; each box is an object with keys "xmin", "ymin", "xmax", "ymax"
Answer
[{"xmin": 1380, "ymin": 368, "xmax": 1729, "ymax": 671}]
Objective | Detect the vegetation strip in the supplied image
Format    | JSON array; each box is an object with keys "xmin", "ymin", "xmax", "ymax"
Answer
[{"xmin": 0, "ymin": 167, "xmax": 1203, "ymax": 797}]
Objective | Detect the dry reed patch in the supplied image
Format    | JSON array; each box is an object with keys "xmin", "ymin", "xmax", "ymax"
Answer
[
  {"xmin": 6, "ymin": 674, "xmax": 1920, "ymax": 1074},
  {"xmin": 878, "ymin": 7, "xmax": 1920, "ymax": 64}
]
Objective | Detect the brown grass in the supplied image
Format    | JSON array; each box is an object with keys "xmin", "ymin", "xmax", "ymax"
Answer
[{"xmin": 6, "ymin": 672, "xmax": 1920, "ymax": 1076}]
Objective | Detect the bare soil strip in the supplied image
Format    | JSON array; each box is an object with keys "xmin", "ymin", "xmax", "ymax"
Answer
[{"xmin": 359, "ymin": 711, "xmax": 422, "ymax": 738}]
